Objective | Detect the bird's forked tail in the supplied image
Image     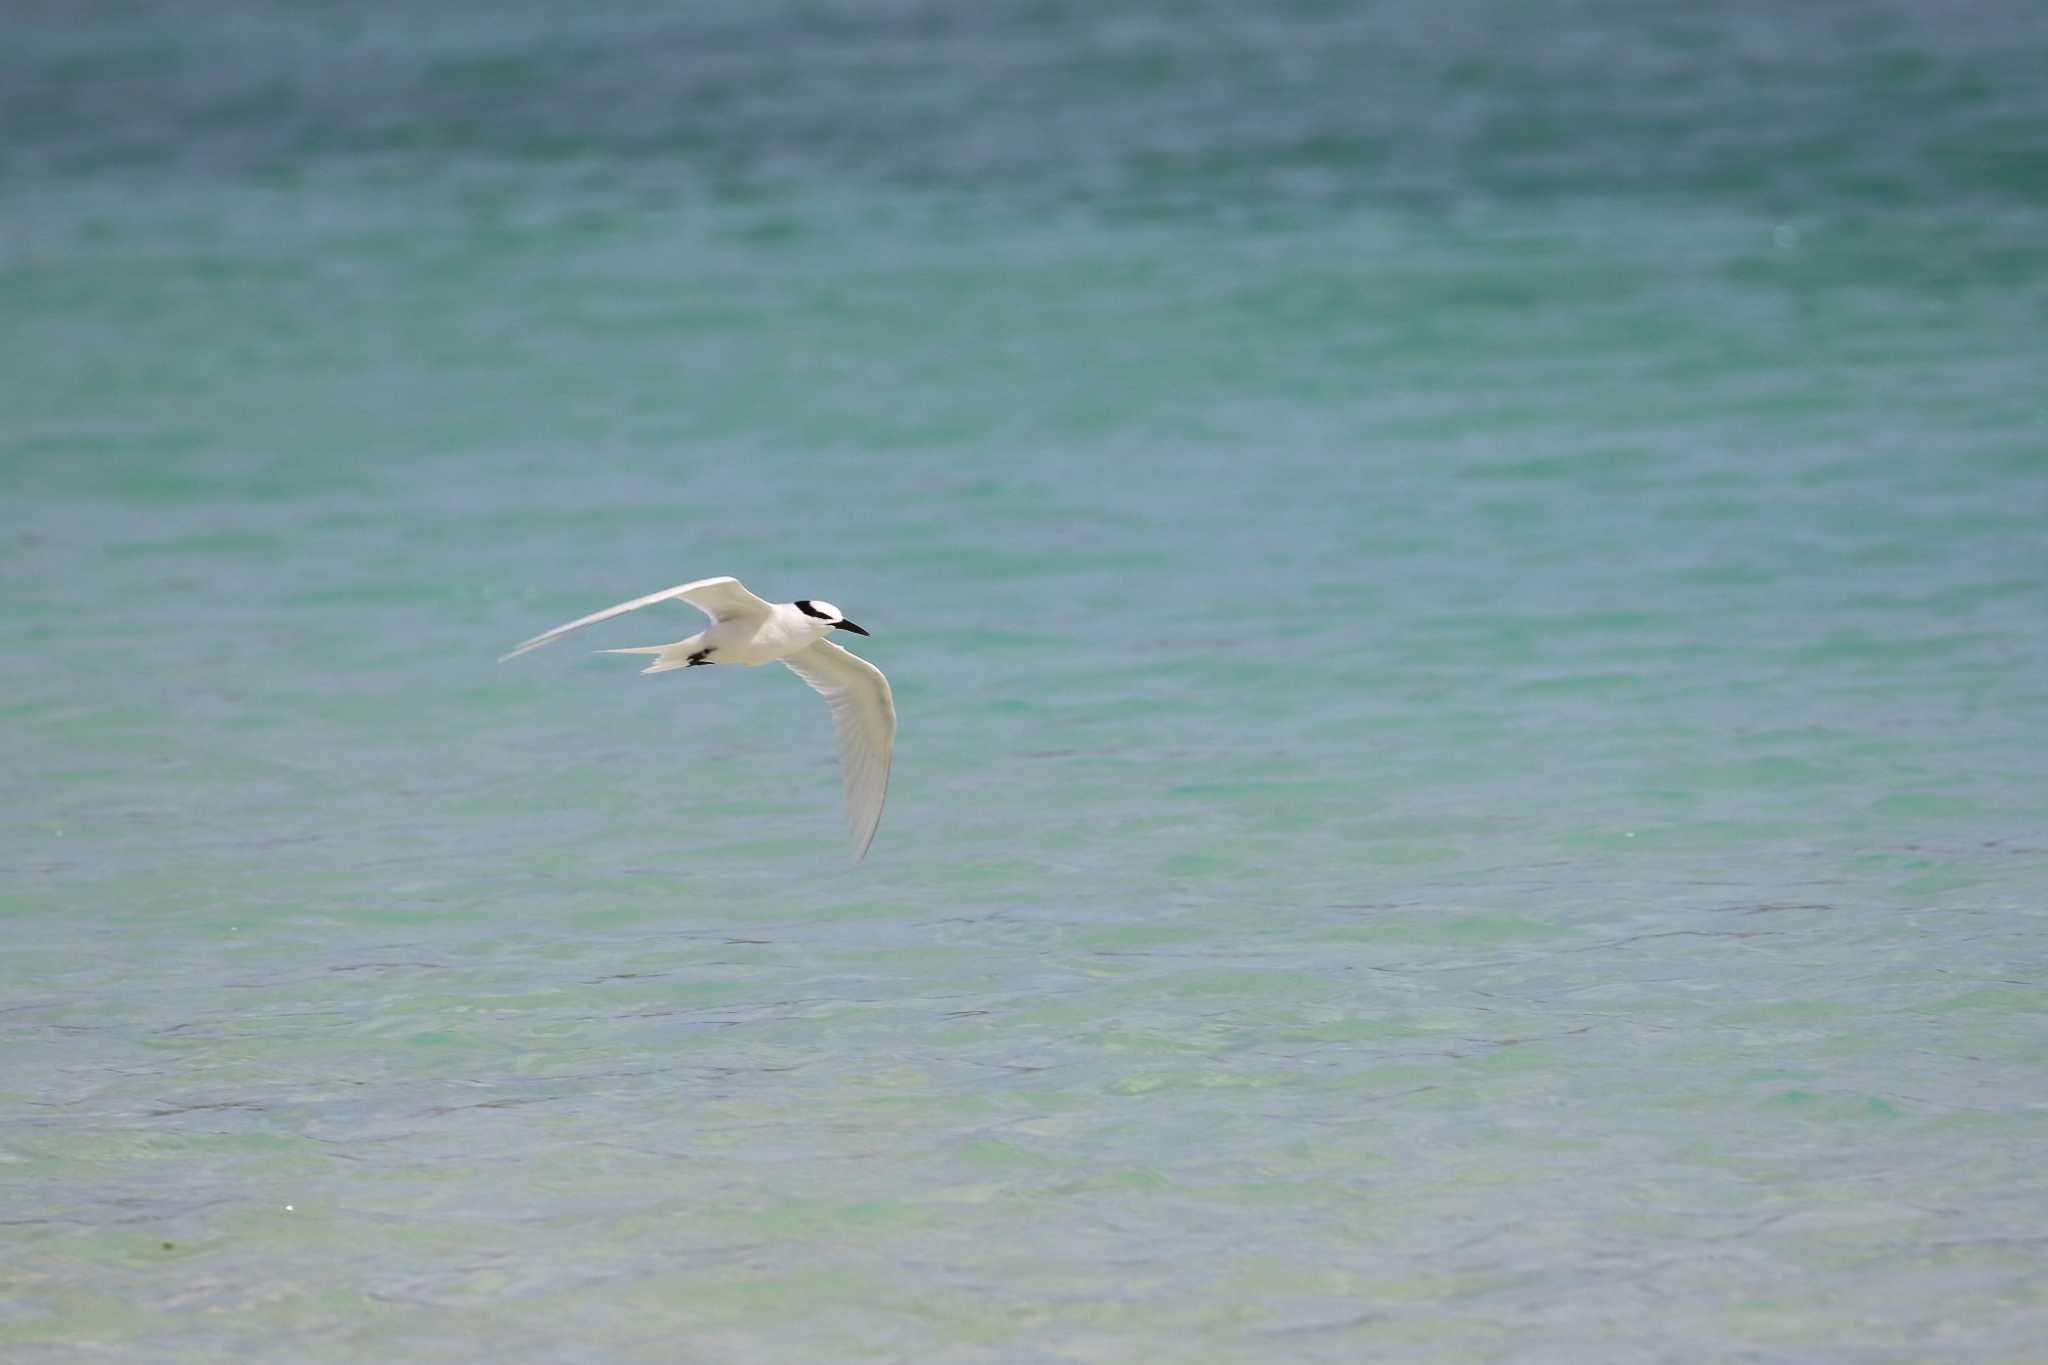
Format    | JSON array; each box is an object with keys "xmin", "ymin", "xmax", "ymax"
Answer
[{"xmin": 601, "ymin": 639, "xmax": 704, "ymax": 674}]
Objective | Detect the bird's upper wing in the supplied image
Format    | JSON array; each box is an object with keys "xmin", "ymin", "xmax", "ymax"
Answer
[
  {"xmin": 780, "ymin": 639, "xmax": 895, "ymax": 864},
  {"xmin": 498, "ymin": 576, "xmax": 771, "ymax": 662}
]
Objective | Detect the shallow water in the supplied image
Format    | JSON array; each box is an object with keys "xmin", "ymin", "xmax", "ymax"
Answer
[{"xmin": 4, "ymin": 2, "xmax": 2047, "ymax": 1360}]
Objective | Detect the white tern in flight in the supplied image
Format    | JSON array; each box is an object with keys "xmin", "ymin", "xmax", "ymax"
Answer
[{"xmin": 501, "ymin": 576, "xmax": 895, "ymax": 862}]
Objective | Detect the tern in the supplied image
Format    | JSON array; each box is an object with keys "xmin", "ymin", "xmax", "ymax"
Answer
[{"xmin": 501, "ymin": 576, "xmax": 895, "ymax": 862}]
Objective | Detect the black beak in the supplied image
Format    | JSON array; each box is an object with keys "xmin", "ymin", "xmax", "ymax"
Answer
[{"xmin": 833, "ymin": 620, "xmax": 870, "ymax": 636}]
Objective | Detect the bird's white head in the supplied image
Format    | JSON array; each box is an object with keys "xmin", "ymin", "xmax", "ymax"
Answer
[{"xmin": 794, "ymin": 599, "xmax": 870, "ymax": 636}]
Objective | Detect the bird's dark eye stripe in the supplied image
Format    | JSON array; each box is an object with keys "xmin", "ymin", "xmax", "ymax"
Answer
[{"xmin": 795, "ymin": 599, "xmax": 832, "ymax": 620}]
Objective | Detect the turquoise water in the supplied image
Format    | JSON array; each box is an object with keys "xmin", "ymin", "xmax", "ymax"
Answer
[{"xmin": 5, "ymin": 2, "xmax": 2047, "ymax": 1359}]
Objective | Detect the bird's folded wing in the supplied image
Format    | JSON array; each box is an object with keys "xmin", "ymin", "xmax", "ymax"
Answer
[
  {"xmin": 499, "ymin": 576, "xmax": 770, "ymax": 662},
  {"xmin": 781, "ymin": 640, "xmax": 895, "ymax": 863}
]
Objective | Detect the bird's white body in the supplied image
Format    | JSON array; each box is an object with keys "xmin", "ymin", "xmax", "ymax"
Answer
[
  {"xmin": 501, "ymin": 576, "xmax": 895, "ymax": 862},
  {"xmin": 627, "ymin": 601, "xmax": 841, "ymax": 672}
]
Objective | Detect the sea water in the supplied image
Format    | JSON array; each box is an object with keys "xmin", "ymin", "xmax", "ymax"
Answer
[{"xmin": 4, "ymin": 2, "xmax": 2046, "ymax": 1359}]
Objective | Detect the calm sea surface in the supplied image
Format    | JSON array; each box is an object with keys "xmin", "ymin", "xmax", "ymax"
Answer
[{"xmin": 4, "ymin": 2, "xmax": 2046, "ymax": 1360}]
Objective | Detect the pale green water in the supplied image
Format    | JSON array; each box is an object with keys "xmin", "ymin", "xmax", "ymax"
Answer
[{"xmin": 4, "ymin": 2, "xmax": 2047, "ymax": 1360}]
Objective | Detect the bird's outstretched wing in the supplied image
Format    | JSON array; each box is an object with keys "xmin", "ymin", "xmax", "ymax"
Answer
[
  {"xmin": 781, "ymin": 639, "xmax": 895, "ymax": 863},
  {"xmin": 499, "ymin": 576, "xmax": 771, "ymax": 662}
]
